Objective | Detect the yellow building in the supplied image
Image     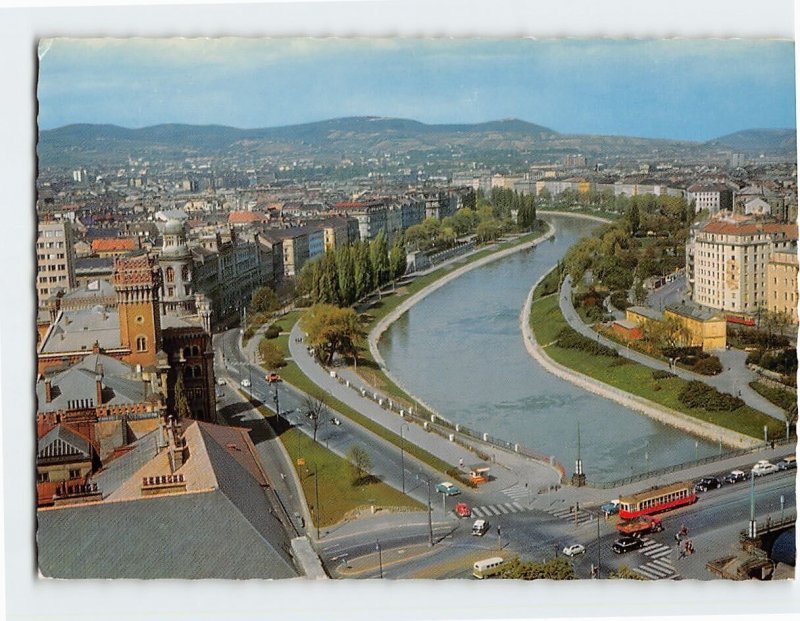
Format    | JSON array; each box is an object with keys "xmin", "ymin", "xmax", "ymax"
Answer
[
  {"xmin": 663, "ymin": 304, "xmax": 727, "ymax": 351},
  {"xmin": 766, "ymin": 249, "xmax": 798, "ymax": 324}
]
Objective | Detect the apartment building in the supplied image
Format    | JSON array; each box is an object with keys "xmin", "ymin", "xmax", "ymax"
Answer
[
  {"xmin": 687, "ymin": 214, "xmax": 798, "ymax": 315},
  {"xmin": 766, "ymin": 249, "xmax": 799, "ymax": 323},
  {"xmin": 687, "ymin": 183, "xmax": 734, "ymax": 214},
  {"xmin": 37, "ymin": 219, "xmax": 76, "ymax": 307}
]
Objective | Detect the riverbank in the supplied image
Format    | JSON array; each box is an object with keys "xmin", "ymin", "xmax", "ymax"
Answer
[
  {"xmin": 522, "ymin": 270, "xmax": 763, "ymax": 449},
  {"xmin": 368, "ymin": 221, "xmax": 556, "ymax": 408}
]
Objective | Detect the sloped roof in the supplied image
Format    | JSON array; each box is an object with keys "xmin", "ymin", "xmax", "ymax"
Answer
[
  {"xmin": 39, "ymin": 307, "xmax": 121, "ymax": 354},
  {"xmin": 37, "ymin": 425, "xmax": 94, "ymax": 462},
  {"xmin": 36, "ymin": 353, "xmax": 147, "ymax": 413},
  {"xmin": 36, "ymin": 420, "xmax": 298, "ymax": 579},
  {"xmin": 228, "ymin": 211, "xmax": 268, "ymax": 224},
  {"xmin": 91, "ymin": 238, "xmax": 137, "ymax": 253}
]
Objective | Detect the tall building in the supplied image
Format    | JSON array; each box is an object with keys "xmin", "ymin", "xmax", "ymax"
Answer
[
  {"xmin": 37, "ymin": 219, "xmax": 76, "ymax": 307},
  {"xmin": 766, "ymin": 249, "xmax": 799, "ymax": 324},
  {"xmin": 159, "ymin": 219, "xmax": 195, "ymax": 317},
  {"xmin": 687, "ymin": 214, "xmax": 798, "ymax": 315},
  {"xmin": 687, "ymin": 183, "xmax": 734, "ymax": 215}
]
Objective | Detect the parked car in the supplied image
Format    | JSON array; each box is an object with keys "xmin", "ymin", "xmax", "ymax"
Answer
[
  {"xmin": 612, "ymin": 537, "xmax": 644, "ymax": 554},
  {"xmin": 455, "ymin": 502, "xmax": 471, "ymax": 518},
  {"xmin": 601, "ymin": 499, "xmax": 620, "ymax": 515},
  {"xmin": 777, "ymin": 456, "xmax": 797, "ymax": 471},
  {"xmin": 330, "ymin": 417, "xmax": 341, "ymax": 426},
  {"xmin": 694, "ymin": 477, "xmax": 722, "ymax": 493},
  {"xmin": 217, "ymin": 378, "xmax": 227, "ymax": 386},
  {"xmin": 723, "ymin": 470, "xmax": 747, "ymax": 484},
  {"xmin": 435, "ymin": 482, "xmax": 461, "ymax": 496},
  {"xmin": 471, "ymin": 519, "xmax": 489, "ymax": 536},
  {"xmin": 240, "ymin": 378, "xmax": 251, "ymax": 388},
  {"xmin": 752, "ymin": 460, "xmax": 779, "ymax": 477},
  {"xmin": 562, "ymin": 544, "xmax": 586, "ymax": 557}
]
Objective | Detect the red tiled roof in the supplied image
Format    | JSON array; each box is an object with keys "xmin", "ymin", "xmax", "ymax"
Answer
[
  {"xmin": 703, "ymin": 220, "xmax": 798, "ymax": 240},
  {"xmin": 91, "ymin": 238, "xmax": 137, "ymax": 252},
  {"xmin": 228, "ymin": 211, "xmax": 268, "ymax": 224}
]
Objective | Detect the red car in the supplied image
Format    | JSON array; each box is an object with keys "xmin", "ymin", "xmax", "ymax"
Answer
[
  {"xmin": 455, "ymin": 502, "xmax": 471, "ymax": 518},
  {"xmin": 266, "ymin": 373, "xmax": 282, "ymax": 383}
]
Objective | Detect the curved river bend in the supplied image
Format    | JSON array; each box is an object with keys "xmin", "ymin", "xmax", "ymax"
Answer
[{"xmin": 379, "ymin": 215, "xmax": 719, "ymax": 483}]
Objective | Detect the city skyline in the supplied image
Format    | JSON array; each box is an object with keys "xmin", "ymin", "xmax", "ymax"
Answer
[{"xmin": 38, "ymin": 38, "xmax": 796, "ymax": 141}]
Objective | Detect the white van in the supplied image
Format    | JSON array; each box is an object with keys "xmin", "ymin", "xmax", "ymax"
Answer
[
  {"xmin": 472, "ymin": 519, "xmax": 489, "ymax": 536},
  {"xmin": 472, "ymin": 556, "xmax": 504, "ymax": 579}
]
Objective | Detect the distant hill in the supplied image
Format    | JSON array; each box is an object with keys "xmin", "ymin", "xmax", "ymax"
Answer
[
  {"xmin": 37, "ymin": 117, "xmax": 797, "ymax": 169},
  {"xmin": 706, "ymin": 128, "xmax": 796, "ymax": 155}
]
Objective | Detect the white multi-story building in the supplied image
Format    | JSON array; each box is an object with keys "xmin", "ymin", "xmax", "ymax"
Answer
[
  {"xmin": 687, "ymin": 183, "xmax": 734, "ymax": 214},
  {"xmin": 37, "ymin": 219, "xmax": 76, "ymax": 307},
  {"xmin": 687, "ymin": 214, "xmax": 797, "ymax": 315}
]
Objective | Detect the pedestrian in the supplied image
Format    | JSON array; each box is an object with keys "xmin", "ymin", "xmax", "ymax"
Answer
[{"xmin": 459, "ymin": 458, "xmax": 464, "ymax": 468}]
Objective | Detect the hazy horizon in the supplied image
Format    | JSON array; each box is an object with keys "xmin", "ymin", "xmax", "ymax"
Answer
[{"xmin": 38, "ymin": 39, "xmax": 796, "ymax": 141}]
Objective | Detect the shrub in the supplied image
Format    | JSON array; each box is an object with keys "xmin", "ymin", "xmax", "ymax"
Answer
[
  {"xmin": 652, "ymin": 369, "xmax": 676, "ymax": 380},
  {"xmin": 662, "ymin": 346, "xmax": 702, "ymax": 360},
  {"xmin": 609, "ymin": 290, "xmax": 632, "ymax": 311},
  {"xmin": 693, "ymin": 356, "xmax": 723, "ymax": 376},
  {"xmin": 264, "ymin": 325, "xmax": 282, "ymax": 339},
  {"xmin": 555, "ymin": 328, "xmax": 619, "ymax": 357},
  {"xmin": 678, "ymin": 380, "xmax": 744, "ymax": 412}
]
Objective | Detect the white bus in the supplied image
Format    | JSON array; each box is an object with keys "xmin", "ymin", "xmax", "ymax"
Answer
[{"xmin": 472, "ymin": 556, "xmax": 505, "ymax": 579}]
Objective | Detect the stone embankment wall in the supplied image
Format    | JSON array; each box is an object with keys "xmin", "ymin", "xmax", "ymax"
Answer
[{"xmin": 521, "ymin": 269, "xmax": 761, "ymax": 450}]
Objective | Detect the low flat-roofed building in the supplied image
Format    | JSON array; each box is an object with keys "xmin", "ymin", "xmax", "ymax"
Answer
[{"xmin": 664, "ymin": 303, "xmax": 727, "ymax": 351}]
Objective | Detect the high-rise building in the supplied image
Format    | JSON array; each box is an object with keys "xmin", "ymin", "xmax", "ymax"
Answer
[
  {"xmin": 37, "ymin": 219, "xmax": 76, "ymax": 308},
  {"xmin": 766, "ymin": 249, "xmax": 799, "ymax": 324}
]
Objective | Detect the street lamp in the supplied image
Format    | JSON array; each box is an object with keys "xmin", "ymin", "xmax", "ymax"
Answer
[
  {"xmin": 313, "ymin": 463, "xmax": 321, "ymax": 540},
  {"xmin": 416, "ymin": 474, "xmax": 434, "ymax": 547},
  {"xmin": 400, "ymin": 423, "xmax": 409, "ymax": 494},
  {"xmin": 375, "ymin": 540, "xmax": 383, "ymax": 578}
]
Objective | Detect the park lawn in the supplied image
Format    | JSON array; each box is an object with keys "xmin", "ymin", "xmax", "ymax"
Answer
[
  {"xmin": 262, "ymin": 355, "xmax": 456, "ymax": 477},
  {"xmin": 283, "ymin": 426, "xmax": 423, "ymax": 528},
  {"xmin": 749, "ymin": 380, "xmax": 795, "ymax": 413},
  {"xmin": 529, "ymin": 295, "xmax": 784, "ymax": 440}
]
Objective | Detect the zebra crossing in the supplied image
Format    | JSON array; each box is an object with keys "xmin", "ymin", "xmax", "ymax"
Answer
[
  {"xmin": 501, "ymin": 482, "xmax": 533, "ymax": 503},
  {"xmin": 633, "ymin": 539, "xmax": 678, "ymax": 580},
  {"xmin": 470, "ymin": 502, "xmax": 527, "ymax": 518},
  {"xmin": 543, "ymin": 504, "xmax": 597, "ymax": 526}
]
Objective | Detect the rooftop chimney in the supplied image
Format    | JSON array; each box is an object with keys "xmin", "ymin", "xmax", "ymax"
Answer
[
  {"xmin": 95, "ymin": 363, "xmax": 104, "ymax": 406},
  {"xmin": 44, "ymin": 377, "xmax": 53, "ymax": 403}
]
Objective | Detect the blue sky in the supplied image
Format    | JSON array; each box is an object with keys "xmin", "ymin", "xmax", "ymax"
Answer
[{"xmin": 37, "ymin": 38, "xmax": 796, "ymax": 141}]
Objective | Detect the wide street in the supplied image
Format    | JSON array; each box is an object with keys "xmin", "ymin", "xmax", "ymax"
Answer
[{"xmin": 213, "ymin": 319, "xmax": 796, "ymax": 581}]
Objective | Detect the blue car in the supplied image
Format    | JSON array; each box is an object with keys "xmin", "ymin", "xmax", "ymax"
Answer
[
  {"xmin": 435, "ymin": 482, "xmax": 460, "ymax": 496},
  {"xmin": 601, "ymin": 500, "xmax": 620, "ymax": 515}
]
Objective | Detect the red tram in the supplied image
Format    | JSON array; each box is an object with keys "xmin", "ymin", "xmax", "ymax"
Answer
[{"xmin": 618, "ymin": 481, "xmax": 697, "ymax": 520}]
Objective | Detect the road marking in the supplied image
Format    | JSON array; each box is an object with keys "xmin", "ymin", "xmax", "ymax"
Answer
[
  {"xmin": 486, "ymin": 505, "xmax": 502, "ymax": 516},
  {"xmin": 512, "ymin": 502, "xmax": 524, "ymax": 511},
  {"xmin": 472, "ymin": 507, "xmax": 485, "ymax": 517}
]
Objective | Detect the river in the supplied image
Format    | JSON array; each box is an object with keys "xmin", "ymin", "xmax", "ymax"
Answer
[{"xmin": 379, "ymin": 215, "xmax": 720, "ymax": 483}]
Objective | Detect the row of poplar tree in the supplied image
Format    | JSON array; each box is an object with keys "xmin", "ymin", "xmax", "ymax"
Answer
[{"xmin": 299, "ymin": 230, "xmax": 407, "ymax": 307}]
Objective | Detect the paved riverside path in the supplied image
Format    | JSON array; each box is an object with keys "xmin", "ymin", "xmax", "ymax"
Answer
[
  {"xmin": 559, "ymin": 276, "xmax": 785, "ymax": 420},
  {"xmin": 286, "ymin": 321, "xmax": 562, "ymax": 498}
]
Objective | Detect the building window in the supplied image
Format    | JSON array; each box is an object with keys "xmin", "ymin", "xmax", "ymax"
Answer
[
  {"xmin": 165, "ymin": 266, "xmax": 175, "ymax": 282},
  {"xmin": 182, "ymin": 265, "xmax": 190, "ymax": 281},
  {"xmin": 136, "ymin": 315, "xmax": 144, "ymax": 324},
  {"xmin": 69, "ymin": 469, "xmax": 81, "ymax": 479},
  {"xmin": 37, "ymin": 472, "xmax": 49, "ymax": 483},
  {"xmin": 136, "ymin": 335, "xmax": 147, "ymax": 352}
]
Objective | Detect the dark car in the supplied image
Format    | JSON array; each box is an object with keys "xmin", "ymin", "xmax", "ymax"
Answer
[
  {"xmin": 777, "ymin": 456, "xmax": 797, "ymax": 471},
  {"xmin": 723, "ymin": 470, "xmax": 747, "ymax": 484},
  {"xmin": 612, "ymin": 537, "xmax": 644, "ymax": 554},
  {"xmin": 694, "ymin": 476, "xmax": 722, "ymax": 493}
]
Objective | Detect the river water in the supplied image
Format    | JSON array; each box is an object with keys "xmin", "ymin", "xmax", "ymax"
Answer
[{"xmin": 379, "ymin": 215, "xmax": 719, "ymax": 483}]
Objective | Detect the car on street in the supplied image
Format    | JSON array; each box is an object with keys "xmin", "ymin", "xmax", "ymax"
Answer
[
  {"xmin": 694, "ymin": 476, "xmax": 722, "ymax": 492},
  {"xmin": 471, "ymin": 519, "xmax": 489, "ymax": 536},
  {"xmin": 562, "ymin": 544, "xmax": 586, "ymax": 557},
  {"xmin": 778, "ymin": 455, "xmax": 797, "ymax": 471},
  {"xmin": 601, "ymin": 499, "xmax": 620, "ymax": 515},
  {"xmin": 330, "ymin": 417, "xmax": 341, "ymax": 426},
  {"xmin": 752, "ymin": 460, "xmax": 779, "ymax": 477},
  {"xmin": 217, "ymin": 378, "xmax": 226, "ymax": 386},
  {"xmin": 435, "ymin": 482, "xmax": 460, "ymax": 496},
  {"xmin": 266, "ymin": 373, "xmax": 282, "ymax": 383},
  {"xmin": 612, "ymin": 537, "xmax": 644, "ymax": 554},
  {"xmin": 240, "ymin": 378, "xmax": 251, "ymax": 388},
  {"xmin": 455, "ymin": 502, "xmax": 471, "ymax": 518},
  {"xmin": 723, "ymin": 470, "xmax": 747, "ymax": 484}
]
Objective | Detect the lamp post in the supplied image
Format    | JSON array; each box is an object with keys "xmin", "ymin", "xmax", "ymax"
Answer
[
  {"xmin": 764, "ymin": 425, "xmax": 768, "ymax": 447},
  {"xmin": 595, "ymin": 510, "xmax": 601, "ymax": 579},
  {"xmin": 694, "ymin": 440, "xmax": 699, "ymax": 462},
  {"xmin": 375, "ymin": 540, "xmax": 383, "ymax": 578},
  {"xmin": 780, "ymin": 494, "xmax": 785, "ymax": 524},
  {"xmin": 417, "ymin": 474, "xmax": 433, "ymax": 547},
  {"xmin": 314, "ymin": 463, "xmax": 321, "ymax": 540},
  {"xmin": 748, "ymin": 470, "xmax": 757, "ymax": 539},
  {"xmin": 273, "ymin": 383, "xmax": 280, "ymax": 417},
  {"xmin": 400, "ymin": 423, "xmax": 409, "ymax": 494}
]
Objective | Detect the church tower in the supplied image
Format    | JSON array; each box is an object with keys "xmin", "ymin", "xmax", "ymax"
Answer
[
  {"xmin": 159, "ymin": 218, "xmax": 195, "ymax": 316},
  {"xmin": 113, "ymin": 253, "xmax": 162, "ymax": 368}
]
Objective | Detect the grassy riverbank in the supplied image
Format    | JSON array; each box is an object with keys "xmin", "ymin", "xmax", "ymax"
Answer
[{"xmin": 529, "ymin": 294, "xmax": 783, "ymax": 440}]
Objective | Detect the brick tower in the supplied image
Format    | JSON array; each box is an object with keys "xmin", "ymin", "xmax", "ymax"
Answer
[{"xmin": 113, "ymin": 253, "xmax": 162, "ymax": 368}]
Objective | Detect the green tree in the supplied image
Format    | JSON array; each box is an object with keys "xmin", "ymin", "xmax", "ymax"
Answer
[
  {"xmin": 258, "ymin": 339, "xmax": 286, "ymax": 369},
  {"xmin": 300, "ymin": 304, "xmax": 365, "ymax": 366},
  {"xmin": 476, "ymin": 219, "xmax": 501, "ymax": 243},
  {"xmin": 335, "ymin": 245, "xmax": 357, "ymax": 306},
  {"xmin": 347, "ymin": 445, "xmax": 373, "ymax": 486},
  {"xmin": 497, "ymin": 557, "xmax": 574, "ymax": 580},
  {"xmin": 173, "ymin": 370, "xmax": 192, "ymax": 419},
  {"xmin": 354, "ymin": 241, "xmax": 373, "ymax": 300},
  {"xmin": 369, "ymin": 230, "xmax": 390, "ymax": 289},
  {"xmin": 250, "ymin": 286, "xmax": 280, "ymax": 314},
  {"xmin": 627, "ymin": 202, "xmax": 640, "ymax": 235},
  {"xmin": 296, "ymin": 259, "xmax": 319, "ymax": 302},
  {"xmin": 315, "ymin": 251, "xmax": 340, "ymax": 306},
  {"xmin": 389, "ymin": 238, "xmax": 407, "ymax": 281},
  {"xmin": 461, "ymin": 189, "xmax": 477, "ymax": 211}
]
